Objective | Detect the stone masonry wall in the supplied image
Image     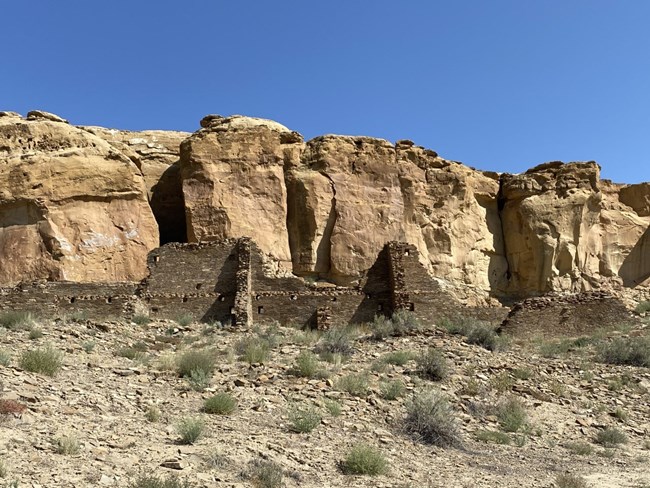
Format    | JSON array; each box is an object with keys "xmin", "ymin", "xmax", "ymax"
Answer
[{"xmin": 498, "ymin": 291, "xmax": 633, "ymax": 337}]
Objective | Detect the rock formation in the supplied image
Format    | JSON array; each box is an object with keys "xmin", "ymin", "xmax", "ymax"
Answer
[
  {"xmin": 1, "ymin": 110, "xmax": 648, "ymax": 303},
  {"xmin": 0, "ymin": 111, "xmax": 158, "ymax": 285}
]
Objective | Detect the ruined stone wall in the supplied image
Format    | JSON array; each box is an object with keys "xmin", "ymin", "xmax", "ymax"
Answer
[
  {"xmin": 0, "ymin": 282, "xmax": 137, "ymax": 319},
  {"xmin": 498, "ymin": 291, "xmax": 633, "ymax": 337}
]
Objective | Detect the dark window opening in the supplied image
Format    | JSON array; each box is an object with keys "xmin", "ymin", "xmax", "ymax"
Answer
[
  {"xmin": 106, "ymin": 297, "xmax": 112, "ymax": 304},
  {"xmin": 331, "ymin": 297, "xmax": 337, "ymax": 302},
  {"xmin": 366, "ymin": 293, "xmax": 372, "ymax": 299},
  {"xmin": 258, "ymin": 306, "xmax": 264, "ymax": 314},
  {"xmin": 404, "ymin": 250, "xmax": 410, "ymax": 256},
  {"xmin": 230, "ymin": 306, "xmax": 235, "ymax": 314},
  {"xmin": 219, "ymin": 296, "xmax": 226, "ymax": 302},
  {"xmin": 290, "ymin": 295, "xmax": 297, "ymax": 301},
  {"xmin": 408, "ymin": 303, "xmax": 415, "ymax": 311},
  {"xmin": 151, "ymin": 307, "xmax": 159, "ymax": 313},
  {"xmin": 69, "ymin": 297, "xmax": 76, "ymax": 304},
  {"xmin": 195, "ymin": 283, "xmax": 202, "ymax": 290},
  {"xmin": 182, "ymin": 297, "xmax": 188, "ymax": 303},
  {"xmin": 153, "ymin": 256, "xmax": 160, "ymax": 263},
  {"xmin": 377, "ymin": 303, "xmax": 383, "ymax": 311},
  {"xmin": 255, "ymin": 295, "xmax": 261, "ymax": 300}
]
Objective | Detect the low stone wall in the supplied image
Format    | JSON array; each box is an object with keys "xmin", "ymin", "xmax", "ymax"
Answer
[{"xmin": 498, "ymin": 291, "xmax": 633, "ymax": 337}]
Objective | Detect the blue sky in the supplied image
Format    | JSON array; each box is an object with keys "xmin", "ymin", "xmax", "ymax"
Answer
[{"xmin": 3, "ymin": 1, "xmax": 649, "ymax": 183}]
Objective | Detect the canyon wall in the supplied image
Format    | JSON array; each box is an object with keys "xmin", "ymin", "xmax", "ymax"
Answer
[{"xmin": 0, "ymin": 110, "xmax": 648, "ymax": 302}]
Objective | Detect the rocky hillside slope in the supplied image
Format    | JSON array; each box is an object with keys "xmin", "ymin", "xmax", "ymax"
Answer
[{"xmin": 1, "ymin": 110, "xmax": 648, "ymax": 301}]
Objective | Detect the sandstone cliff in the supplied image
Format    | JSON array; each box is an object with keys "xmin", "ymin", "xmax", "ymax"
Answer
[
  {"xmin": 0, "ymin": 111, "xmax": 159, "ymax": 285},
  {"xmin": 1, "ymin": 110, "xmax": 648, "ymax": 302}
]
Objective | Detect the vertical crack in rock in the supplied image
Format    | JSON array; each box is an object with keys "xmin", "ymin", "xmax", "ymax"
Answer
[
  {"xmin": 496, "ymin": 173, "xmax": 512, "ymax": 285},
  {"xmin": 315, "ymin": 172, "xmax": 338, "ymax": 278}
]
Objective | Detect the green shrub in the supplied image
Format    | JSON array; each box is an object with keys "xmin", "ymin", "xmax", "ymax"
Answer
[
  {"xmin": 236, "ymin": 336, "xmax": 271, "ymax": 364},
  {"xmin": 54, "ymin": 435, "xmax": 80, "ymax": 455},
  {"xmin": 438, "ymin": 316, "xmax": 475, "ymax": 336},
  {"xmin": 0, "ymin": 311, "xmax": 35, "ymax": 330},
  {"xmin": 314, "ymin": 327, "xmax": 355, "ymax": 357},
  {"xmin": 512, "ymin": 367, "xmax": 533, "ymax": 380},
  {"xmin": 382, "ymin": 350, "xmax": 415, "ymax": 366},
  {"xmin": 489, "ymin": 371, "xmax": 514, "ymax": 393},
  {"xmin": 380, "ymin": 380, "xmax": 406, "ymax": 401},
  {"xmin": 145, "ymin": 406, "xmax": 162, "ymax": 423},
  {"xmin": 496, "ymin": 397, "xmax": 527, "ymax": 433},
  {"xmin": 564, "ymin": 441, "xmax": 593, "ymax": 456},
  {"xmin": 323, "ymin": 398, "xmax": 342, "ymax": 417},
  {"xmin": 203, "ymin": 393, "xmax": 237, "ymax": 415},
  {"xmin": 337, "ymin": 373, "xmax": 370, "ymax": 397},
  {"xmin": 187, "ymin": 368, "xmax": 211, "ymax": 391},
  {"xmin": 370, "ymin": 314, "xmax": 394, "ymax": 340},
  {"xmin": 176, "ymin": 349, "xmax": 215, "ymax": 378},
  {"xmin": 246, "ymin": 459, "xmax": 283, "ymax": 488},
  {"xmin": 287, "ymin": 404, "xmax": 321, "ymax": 433},
  {"xmin": 0, "ymin": 459, "xmax": 6, "ymax": 478},
  {"xmin": 291, "ymin": 350, "xmax": 326, "ymax": 378},
  {"xmin": 175, "ymin": 314, "xmax": 193, "ymax": 327},
  {"xmin": 28, "ymin": 328, "xmax": 43, "ymax": 340},
  {"xmin": 20, "ymin": 345, "xmax": 63, "ymax": 376},
  {"xmin": 176, "ymin": 417, "xmax": 205, "ymax": 445},
  {"xmin": 634, "ymin": 300, "xmax": 650, "ymax": 313},
  {"xmin": 416, "ymin": 348, "xmax": 449, "ymax": 381},
  {"xmin": 466, "ymin": 325, "xmax": 508, "ymax": 351},
  {"xmin": 341, "ymin": 444, "xmax": 388, "ymax": 476},
  {"xmin": 391, "ymin": 309, "xmax": 421, "ymax": 336},
  {"xmin": 116, "ymin": 347, "xmax": 148, "ymax": 362},
  {"xmin": 129, "ymin": 475, "xmax": 192, "ymax": 488},
  {"xmin": 82, "ymin": 341, "xmax": 96, "ymax": 353},
  {"xmin": 0, "ymin": 349, "xmax": 10, "ymax": 366},
  {"xmin": 132, "ymin": 314, "xmax": 152, "ymax": 326},
  {"xmin": 475, "ymin": 429, "xmax": 511, "ymax": 445},
  {"xmin": 612, "ymin": 407, "xmax": 628, "ymax": 422},
  {"xmin": 555, "ymin": 473, "xmax": 588, "ymax": 488},
  {"xmin": 598, "ymin": 337, "xmax": 650, "ymax": 367},
  {"xmin": 403, "ymin": 390, "xmax": 460, "ymax": 447},
  {"xmin": 595, "ymin": 427, "xmax": 627, "ymax": 448}
]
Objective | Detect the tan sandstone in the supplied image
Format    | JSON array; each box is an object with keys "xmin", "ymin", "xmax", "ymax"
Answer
[{"xmin": 0, "ymin": 112, "xmax": 159, "ymax": 285}]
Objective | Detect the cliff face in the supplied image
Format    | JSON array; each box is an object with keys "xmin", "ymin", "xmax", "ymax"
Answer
[
  {"xmin": 0, "ymin": 111, "xmax": 159, "ymax": 285},
  {"xmin": 0, "ymin": 110, "xmax": 648, "ymax": 301}
]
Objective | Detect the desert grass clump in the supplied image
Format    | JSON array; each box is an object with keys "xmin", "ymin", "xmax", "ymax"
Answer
[
  {"xmin": 595, "ymin": 427, "xmax": 627, "ymax": 448},
  {"xmin": 291, "ymin": 350, "xmax": 327, "ymax": 379},
  {"xmin": 176, "ymin": 349, "xmax": 215, "ymax": 378},
  {"xmin": 416, "ymin": 348, "xmax": 449, "ymax": 381},
  {"xmin": 129, "ymin": 475, "xmax": 193, "ymax": 488},
  {"xmin": 323, "ymin": 398, "xmax": 342, "ymax": 417},
  {"xmin": 475, "ymin": 429, "xmax": 511, "ymax": 445},
  {"xmin": 314, "ymin": 326, "xmax": 355, "ymax": 357},
  {"xmin": 28, "ymin": 328, "xmax": 43, "ymax": 340},
  {"xmin": 116, "ymin": 347, "xmax": 148, "ymax": 362},
  {"xmin": 287, "ymin": 404, "xmax": 321, "ymax": 433},
  {"xmin": 0, "ymin": 350, "xmax": 11, "ymax": 366},
  {"xmin": 236, "ymin": 336, "xmax": 271, "ymax": 364},
  {"xmin": 246, "ymin": 459, "xmax": 283, "ymax": 488},
  {"xmin": 0, "ymin": 311, "xmax": 34, "ymax": 330},
  {"xmin": 555, "ymin": 473, "xmax": 588, "ymax": 488},
  {"xmin": 496, "ymin": 397, "xmax": 527, "ymax": 433},
  {"xmin": 176, "ymin": 417, "xmax": 205, "ymax": 445},
  {"xmin": 370, "ymin": 315, "xmax": 394, "ymax": 340},
  {"xmin": 598, "ymin": 337, "xmax": 650, "ymax": 367},
  {"xmin": 341, "ymin": 444, "xmax": 388, "ymax": 476},
  {"xmin": 403, "ymin": 389, "xmax": 460, "ymax": 448},
  {"xmin": 336, "ymin": 373, "xmax": 370, "ymax": 397},
  {"xmin": 635, "ymin": 300, "xmax": 650, "ymax": 313},
  {"xmin": 564, "ymin": 441, "xmax": 593, "ymax": 456},
  {"xmin": 145, "ymin": 406, "xmax": 162, "ymax": 423},
  {"xmin": 203, "ymin": 393, "xmax": 237, "ymax": 415},
  {"xmin": 390, "ymin": 309, "xmax": 421, "ymax": 336},
  {"xmin": 187, "ymin": 368, "xmax": 211, "ymax": 391},
  {"xmin": 20, "ymin": 345, "xmax": 63, "ymax": 376},
  {"xmin": 382, "ymin": 350, "xmax": 415, "ymax": 366},
  {"xmin": 132, "ymin": 314, "xmax": 152, "ymax": 326},
  {"xmin": 380, "ymin": 380, "xmax": 406, "ymax": 401},
  {"xmin": 175, "ymin": 314, "xmax": 194, "ymax": 327},
  {"xmin": 512, "ymin": 367, "xmax": 533, "ymax": 380},
  {"xmin": 438, "ymin": 316, "xmax": 476, "ymax": 336},
  {"xmin": 54, "ymin": 434, "xmax": 80, "ymax": 455},
  {"xmin": 465, "ymin": 324, "xmax": 509, "ymax": 351}
]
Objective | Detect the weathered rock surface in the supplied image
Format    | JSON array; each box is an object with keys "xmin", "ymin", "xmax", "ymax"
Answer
[
  {"xmin": 500, "ymin": 162, "xmax": 650, "ymax": 295},
  {"xmin": 83, "ymin": 127, "xmax": 190, "ymax": 244},
  {"xmin": 0, "ymin": 112, "xmax": 158, "ymax": 285},
  {"xmin": 180, "ymin": 115, "xmax": 304, "ymax": 268}
]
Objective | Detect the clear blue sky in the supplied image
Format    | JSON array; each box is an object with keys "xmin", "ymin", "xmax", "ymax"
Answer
[{"xmin": 3, "ymin": 1, "xmax": 649, "ymax": 183}]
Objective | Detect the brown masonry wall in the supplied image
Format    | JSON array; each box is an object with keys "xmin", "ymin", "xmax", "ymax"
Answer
[{"xmin": 498, "ymin": 291, "xmax": 633, "ymax": 337}]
